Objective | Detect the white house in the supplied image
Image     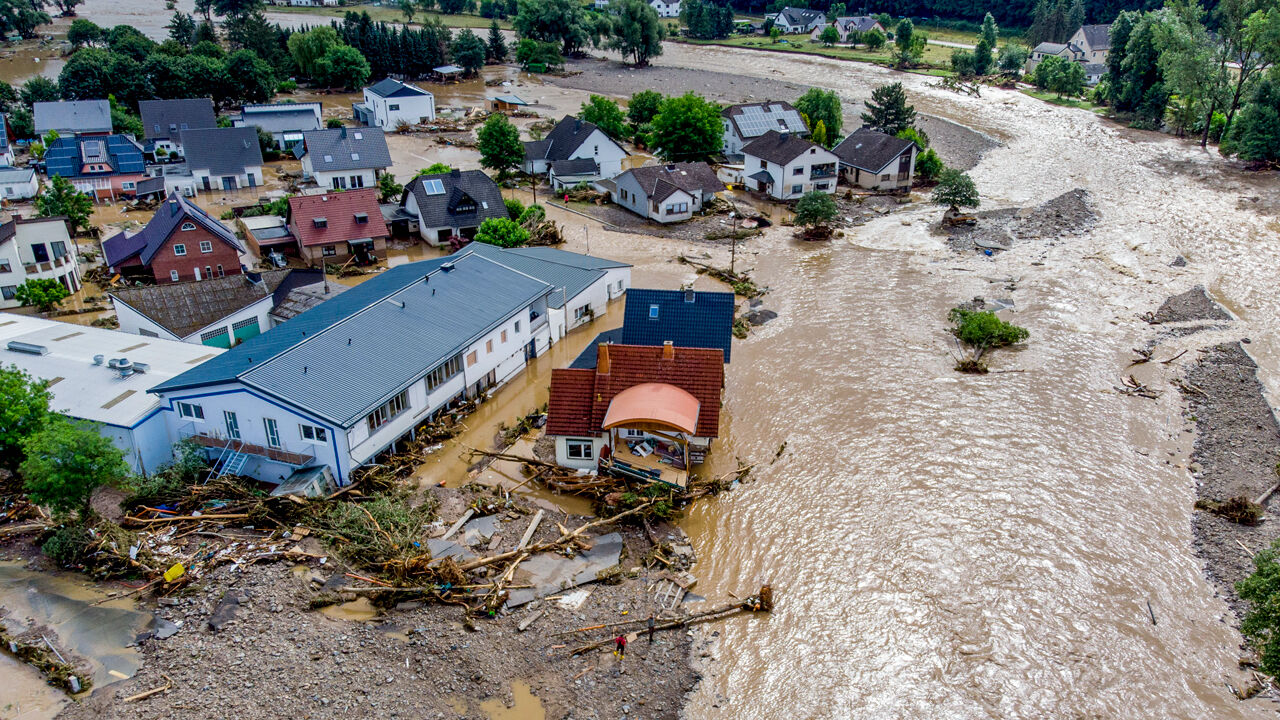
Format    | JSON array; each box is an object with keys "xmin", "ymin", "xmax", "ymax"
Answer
[
  {"xmin": 0, "ymin": 167, "xmax": 38, "ymax": 201},
  {"xmin": 812, "ymin": 16, "xmax": 884, "ymax": 43},
  {"xmin": 235, "ymin": 102, "xmax": 324, "ymax": 150},
  {"xmin": 741, "ymin": 130, "xmax": 839, "ymax": 200},
  {"xmin": 831, "ymin": 128, "xmax": 919, "ymax": 191},
  {"xmin": 0, "ymin": 216, "xmax": 81, "ymax": 308},
  {"xmin": 400, "ymin": 170, "xmax": 510, "ymax": 246},
  {"xmin": 0, "ymin": 114, "xmax": 15, "ymax": 167},
  {"xmin": 179, "ymin": 127, "xmax": 265, "ymax": 193},
  {"xmin": 612, "ymin": 162, "xmax": 725, "ymax": 223},
  {"xmin": 0, "ymin": 315, "xmax": 226, "ymax": 476},
  {"xmin": 298, "ymin": 127, "xmax": 392, "ymax": 191},
  {"xmin": 721, "ymin": 101, "xmax": 808, "ymax": 157},
  {"xmin": 769, "ymin": 6, "xmax": 826, "ymax": 34},
  {"xmin": 353, "ymin": 78, "xmax": 436, "ymax": 129},
  {"xmin": 650, "ymin": 0, "xmax": 680, "ymax": 17},
  {"xmin": 522, "ymin": 116, "xmax": 628, "ymax": 180}
]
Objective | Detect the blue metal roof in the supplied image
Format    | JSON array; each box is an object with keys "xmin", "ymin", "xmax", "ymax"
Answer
[
  {"xmin": 569, "ymin": 328, "xmax": 623, "ymax": 369},
  {"xmin": 44, "ymin": 134, "xmax": 145, "ymax": 179},
  {"xmin": 621, "ymin": 289, "xmax": 735, "ymax": 362},
  {"xmin": 460, "ymin": 242, "xmax": 603, "ymax": 309},
  {"xmin": 150, "ymin": 253, "xmax": 552, "ymax": 426}
]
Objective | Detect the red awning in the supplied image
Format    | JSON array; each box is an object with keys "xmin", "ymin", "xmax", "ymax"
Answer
[{"xmin": 602, "ymin": 382, "xmax": 701, "ymax": 435}]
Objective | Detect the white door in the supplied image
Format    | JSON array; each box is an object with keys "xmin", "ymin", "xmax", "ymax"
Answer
[{"xmin": 194, "ymin": 267, "xmax": 201, "ymax": 280}]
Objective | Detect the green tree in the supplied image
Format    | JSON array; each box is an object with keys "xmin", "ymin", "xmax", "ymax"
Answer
[
  {"xmin": 948, "ymin": 308, "xmax": 1029, "ymax": 349},
  {"xmin": 1216, "ymin": 0, "xmax": 1280, "ymax": 137},
  {"xmin": 503, "ymin": 196, "xmax": 524, "ymax": 219},
  {"xmin": 628, "ymin": 89, "xmax": 663, "ymax": 125},
  {"xmin": 915, "ymin": 148, "xmax": 943, "ymax": 181},
  {"xmin": 864, "ymin": 28, "xmax": 885, "ymax": 50},
  {"xmin": 1034, "ymin": 54, "xmax": 1084, "ymax": 97},
  {"xmin": 1238, "ymin": 538, "xmax": 1280, "ymax": 674},
  {"xmin": 317, "ymin": 45, "xmax": 371, "ymax": 90},
  {"xmin": 438, "ymin": 0, "xmax": 466, "ymax": 12},
  {"xmin": 997, "ymin": 44, "xmax": 1029, "ymax": 73},
  {"xmin": 649, "ymin": 91, "xmax": 722, "ymax": 161},
  {"xmin": 13, "ymin": 277, "xmax": 70, "ymax": 313},
  {"xmin": 167, "ymin": 10, "xmax": 196, "ymax": 46},
  {"xmin": 192, "ymin": 19, "xmax": 218, "ymax": 45},
  {"xmin": 579, "ymin": 94, "xmax": 627, "ymax": 139},
  {"xmin": 66, "ymin": 18, "xmax": 101, "ymax": 48},
  {"xmin": 810, "ymin": 118, "xmax": 827, "ymax": 147},
  {"xmin": 896, "ymin": 126, "xmax": 929, "ymax": 149},
  {"xmin": 110, "ymin": 96, "xmax": 143, "ymax": 138},
  {"xmin": 1221, "ymin": 67, "xmax": 1280, "ymax": 162},
  {"xmin": 0, "ymin": 0, "xmax": 51, "ymax": 39},
  {"xmin": 1155, "ymin": 0, "xmax": 1228, "ymax": 146},
  {"xmin": 418, "ymin": 162, "xmax": 454, "ymax": 175},
  {"xmin": 1112, "ymin": 11, "xmax": 1168, "ymax": 128},
  {"xmin": 795, "ymin": 89, "xmax": 841, "ymax": 143},
  {"xmin": 474, "ymin": 217, "xmax": 529, "ymax": 247},
  {"xmin": 191, "ymin": 39, "xmax": 225, "ymax": 58},
  {"xmin": 931, "ymin": 167, "xmax": 979, "ymax": 212},
  {"xmin": 52, "ymin": 0, "xmax": 82, "ymax": 18},
  {"xmin": 211, "ymin": 0, "xmax": 262, "ymax": 20},
  {"xmin": 861, "ymin": 82, "xmax": 915, "ymax": 136},
  {"xmin": 0, "ymin": 364, "xmax": 50, "ymax": 473},
  {"xmin": 399, "ymin": 0, "xmax": 415, "ymax": 23},
  {"xmin": 971, "ymin": 12, "xmax": 996, "ymax": 75},
  {"xmin": 451, "ymin": 28, "xmax": 486, "ymax": 74},
  {"xmin": 35, "ymin": 176, "xmax": 92, "ymax": 234},
  {"xmin": 486, "ymin": 19, "xmax": 508, "ymax": 62},
  {"xmin": 818, "ymin": 25, "xmax": 839, "ymax": 46},
  {"xmin": 287, "ymin": 25, "xmax": 341, "ymax": 79},
  {"xmin": 950, "ymin": 49, "xmax": 976, "ymax": 76},
  {"xmin": 607, "ymin": 0, "xmax": 664, "ymax": 67},
  {"xmin": 827, "ymin": 2, "xmax": 845, "ymax": 20},
  {"xmin": 769, "ymin": 25, "xmax": 781, "ymax": 42},
  {"xmin": 57, "ymin": 47, "xmax": 112, "ymax": 100},
  {"xmin": 20, "ymin": 75, "xmax": 58, "ymax": 106},
  {"xmin": 515, "ymin": 38, "xmax": 563, "ymax": 69},
  {"xmin": 22, "ymin": 417, "xmax": 129, "ymax": 519},
  {"xmin": 378, "ymin": 172, "xmax": 404, "ymax": 202},
  {"xmin": 894, "ymin": 17, "xmax": 915, "ymax": 66},
  {"xmin": 477, "ymin": 113, "xmax": 523, "ymax": 179},
  {"xmin": 224, "ymin": 48, "xmax": 276, "ymax": 104},
  {"xmin": 108, "ymin": 25, "xmax": 157, "ymax": 61},
  {"xmin": 513, "ymin": 0, "xmax": 596, "ymax": 55},
  {"xmin": 792, "ymin": 190, "xmax": 837, "ymax": 228}
]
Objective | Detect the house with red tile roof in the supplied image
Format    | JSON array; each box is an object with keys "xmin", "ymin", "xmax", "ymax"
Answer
[
  {"xmin": 286, "ymin": 188, "xmax": 389, "ymax": 266},
  {"xmin": 546, "ymin": 342, "xmax": 724, "ymax": 488}
]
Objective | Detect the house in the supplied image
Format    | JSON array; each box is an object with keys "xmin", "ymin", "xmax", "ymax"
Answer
[
  {"xmin": 1024, "ymin": 41, "xmax": 1074, "ymax": 73},
  {"xmin": 522, "ymin": 116, "xmax": 628, "ymax": 180},
  {"xmin": 44, "ymin": 134, "xmax": 147, "ymax": 200},
  {"xmin": 239, "ymin": 214, "xmax": 295, "ymax": 258},
  {"xmin": 1068, "ymin": 24, "xmax": 1111, "ymax": 63},
  {"xmin": 650, "ymin": 0, "xmax": 680, "ymax": 17},
  {"xmin": 234, "ymin": 102, "xmax": 323, "ymax": 149},
  {"xmin": 548, "ymin": 158, "xmax": 603, "ymax": 191},
  {"xmin": 179, "ymin": 127, "xmax": 265, "ymax": 193},
  {"xmin": 612, "ymin": 162, "xmax": 725, "ymax": 223},
  {"xmin": 831, "ymin": 128, "xmax": 918, "ymax": 191},
  {"xmin": 594, "ymin": 0, "xmax": 609, "ymax": 7},
  {"xmin": 147, "ymin": 251, "xmax": 562, "ymax": 485},
  {"xmin": 298, "ymin": 127, "xmax": 392, "ymax": 191},
  {"xmin": 400, "ymin": 169, "xmax": 508, "ymax": 246},
  {"xmin": 489, "ymin": 95, "xmax": 530, "ymax": 113},
  {"xmin": 1083, "ymin": 63, "xmax": 1106, "ymax": 86},
  {"xmin": 33, "ymin": 100, "xmax": 111, "ymax": 137},
  {"xmin": 741, "ymin": 130, "xmax": 838, "ymax": 200},
  {"xmin": 139, "ymin": 98, "xmax": 217, "ymax": 159},
  {"xmin": 287, "ymin": 188, "xmax": 390, "ymax": 266},
  {"xmin": 0, "ymin": 166, "xmax": 38, "ymax": 200},
  {"xmin": 812, "ymin": 16, "xmax": 884, "ymax": 43},
  {"xmin": 622, "ymin": 288, "xmax": 734, "ymax": 360},
  {"xmin": 0, "ymin": 316, "xmax": 227, "ymax": 475},
  {"xmin": 0, "ymin": 113, "xmax": 15, "ymax": 166},
  {"xmin": 102, "ymin": 192, "xmax": 245, "ymax": 283},
  {"xmin": 353, "ymin": 78, "xmax": 436, "ymax": 129},
  {"xmin": 0, "ymin": 216, "xmax": 81, "ymax": 308},
  {"xmin": 460, "ymin": 242, "xmax": 631, "ymax": 342},
  {"xmin": 769, "ymin": 6, "xmax": 826, "ymax": 34},
  {"xmin": 110, "ymin": 269, "xmax": 326, "ymax": 347},
  {"xmin": 721, "ymin": 101, "xmax": 808, "ymax": 157},
  {"xmin": 547, "ymin": 343, "xmax": 725, "ymax": 488}
]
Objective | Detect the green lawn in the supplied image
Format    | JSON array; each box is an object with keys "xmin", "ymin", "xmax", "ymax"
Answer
[
  {"xmin": 270, "ymin": 5, "xmax": 511, "ymax": 29},
  {"xmin": 1020, "ymin": 88, "xmax": 1105, "ymax": 113},
  {"xmin": 683, "ymin": 34, "xmax": 955, "ymax": 72}
]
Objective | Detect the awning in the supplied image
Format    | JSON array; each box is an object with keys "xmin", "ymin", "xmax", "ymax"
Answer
[
  {"xmin": 434, "ymin": 65, "xmax": 464, "ymax": 74},
  {"xmin": 748, "ymin": 170, "xmax": 774, "ymax": 185},
  {"xmin": 603, "ymin": 382, "xmax": 700, "ymax": 435}
]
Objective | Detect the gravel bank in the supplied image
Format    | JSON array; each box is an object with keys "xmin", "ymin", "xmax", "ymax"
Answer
[
  {"xmin": 551, "ymin": 58, "xmax": 998, "ymax": 171},
  {"xmin": 939, "ymin": 188, "xmax": 1096, "ymax": 254},
  {"xmin": 1182, "ymin": 342, "xmax": 1280, "ymax": 620},
  {"xmin": 1154, "ymin": 286, "xmax": 1234, "ymax": 324}
]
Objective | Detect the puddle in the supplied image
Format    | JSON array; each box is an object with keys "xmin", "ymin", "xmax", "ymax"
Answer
[
  {"xmin": 478, "ymin": 680, "xmax": 546, "ymax": 720},
  {"xmin": 320, "ymin": 597, "xmax": 379, "ymax": 622},
  {"xmin": 0, "ymin": 653, "xmax": 70, "ymax": 720}
]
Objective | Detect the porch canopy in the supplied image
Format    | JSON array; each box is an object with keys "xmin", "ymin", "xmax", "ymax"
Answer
[{"xmin": 602, "ymin": 382, "xmax": 700, "ymax": 435}]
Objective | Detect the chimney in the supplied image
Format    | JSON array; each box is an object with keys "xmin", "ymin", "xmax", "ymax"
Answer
[
  {"xmin": 597, "ymin": 343, "xmax": 610, "ymax": 375},
  {"xmin": 684, "ymin": 288, "xmax": 695, "ymax": 303},
  {"xmin": 662, "ymin": 341, "xmax": 674, "ymax": 360},
  {"xmin": 450, "ymin": 168, "xmax": 461, "ymax": 177}
]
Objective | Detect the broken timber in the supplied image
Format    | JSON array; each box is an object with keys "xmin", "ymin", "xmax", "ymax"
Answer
[{"xmin": 568, "ymin": 585, "xmax": 775, "ymax": 655}]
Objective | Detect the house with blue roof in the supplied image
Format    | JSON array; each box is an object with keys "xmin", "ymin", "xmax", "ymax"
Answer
[
  {"xmin": 621, "ymin": 289, "xmax": 735, "ymax": 361},
  {"xmin": 44, "ymin": 134, "xmax": 147, "ymax": 200}
]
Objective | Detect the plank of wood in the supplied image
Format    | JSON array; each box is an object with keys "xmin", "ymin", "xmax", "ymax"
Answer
[
  {"xmin": 441, "ymin": 509, "xmax": 474, "ymax": 540},
  {"xmin": 516, "ymin": 509, "xmax": 544, "ymax": 551},
  {"xmin": 517, "ymin": 610, "xmax": 544, "ymax": 632}
]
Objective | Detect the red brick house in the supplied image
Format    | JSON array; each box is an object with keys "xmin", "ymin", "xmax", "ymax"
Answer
[
  {"xmin": 287, "ymin": 188, "xmax": 389, "ymax": 267},
  {"xmin": 103, "ymin": 193, "xmax": 245, "ymax": 284}
]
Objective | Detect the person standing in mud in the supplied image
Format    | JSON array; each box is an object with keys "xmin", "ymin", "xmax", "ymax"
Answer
[
  {"xmin": 614, "ymin": 634, "xmax": 627, "ymax": 658},
  {"xmin": 647, "ymin": 614, "xmax": 655, "ymax": 644}
]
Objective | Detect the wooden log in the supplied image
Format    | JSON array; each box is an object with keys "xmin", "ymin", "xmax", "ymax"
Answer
[
  {"xmin": 568, "ymin": 585, "xmax": 773, "ymax": 655},
  {"xmin": 457, "ymin": 501, "xmax": 657, "ymax": 573},
  {"xmin": 122, "ymin": 513, "xmax": 250, "ymax": 524},
  {"xmin": 441, "ymin": 509, "xmax": 474, "ymax": 540},
  {"xmin": 516, "ymin": 510, "xmax": 543, "ymax": 551}
]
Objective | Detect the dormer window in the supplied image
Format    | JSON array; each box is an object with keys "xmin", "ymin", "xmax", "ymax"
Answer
[
  {"xmin": 353, "ymin": 212, "xmax": 368, "ymax": 224},
  {"xmin": 649, "ymin": 304, "xmax": 659, "ymax": 319},
  {"xmin": 180, "ymin": 222, "xmax": 197, "ymax": 231},
  {"xmin": 351, "ymin": 153, "xmax": 359, "ymax": 161},
  {"xmin": 313, "ymin": 217, "xmax": 327, "ymax": 228},
  {"xmin": 323, "ymin": 155, "xmax": 333, "ymax": 163}
]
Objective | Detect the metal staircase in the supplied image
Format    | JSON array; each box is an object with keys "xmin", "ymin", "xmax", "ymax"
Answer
[{"xmin": 207, "ymin": 438, "xmax": 248, "ymax": 481}]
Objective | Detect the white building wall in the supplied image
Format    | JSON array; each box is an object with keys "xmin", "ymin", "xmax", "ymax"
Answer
[
  {"xmin": 601, "ymin": 267, "xmax": 630, "ymax": 301},
  {"xmin": 112, "ymin": 300, "xmax": 183, "ymax": 340},
  {"xmin": 193, "ymin": 166, "xmax": 262, "ymax": 193},
  {"xmin": 311, "ymin": 166, "xmax": 379, "ymax": 191},
  {"xmin": 0, "ymin": 175, "xmax": 38, "ymax": 200},
  {"xmin": 554, "ymin": 434, "xmax": 606, "ymax": 470},
  {"xmin": 568, "ymin": 129, "xmax": 626, "ymax": 179},
  {"xmin": 365, "ymin": 88, "xmax": 435, "ymax": 129}
]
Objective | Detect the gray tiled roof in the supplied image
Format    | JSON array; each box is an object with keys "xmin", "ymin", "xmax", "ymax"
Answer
[
  {"xmin": 34, "ymin": 100, "xmax": 111, "ymax": 135},
  {"xmin": 836, "ymin": 16, "xmax": 881, "ymax": 32},
  {"xmin": 1078, "ymin": 24, "xmax": 1111, "ymax": 50},
  {"xmin": 238, "ymin": 103, "xmax": 323, "ymax": 135},
  {"xmin": 301, "ymin": 127, "xmax": 392, "ymax": 172},
  {"xmin": 617, "ymin": 162, "xmax": 724, "ymax": 204},
  {"xmin": 0, "ymin": 166, "xmax": 34, "ymax": 184},
  {"xmin": 180, "ymin": 127, "xmax": 264, "ymax": 176},
  {"xmin": 742, "ymin": 130, "xmax": 828, "ymax": 166},
  {"xmin": 524, "ymin": 116, "xmax": 624, "ymax": 163},
  {"xmin": 367, "ymin": 78, "xmax": 431, "ymax": 98},
  {"xmin": 103, "ymin": 192, "xmax": 244, "ymax": 267},
  {"xmin": 831, "ymin": 128, "xmax": 916, "ymax": 173},
  {"xmin": 403, "ymin": 170, "xmax": 508, "ymax": 230},
  {"xmin": 550, "ymin": 158, "xmax": 598, "ymax": 176},
  {"xmin": 139, "ymin": 98, "xmax": 217, "ymax": 141}
]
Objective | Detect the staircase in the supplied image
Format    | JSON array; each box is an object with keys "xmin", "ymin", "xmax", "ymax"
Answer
[{"xmin": 219, "ymin": 451, "xmax": 249, "ymax": 478}]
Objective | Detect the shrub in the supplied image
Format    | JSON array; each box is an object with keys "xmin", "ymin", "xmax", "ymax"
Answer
[
  {"xmin": 517, "ymin": 204, "xmax": 545, "ymax": 227},
  {"xmin": 326, "ymin": 117, "xmax": 344, "ymax": 128},
  {"xmin": 915, "ymin": 148, "xmax": 943, "ymax": 181},
  {"xmin": 1238, "ymin": 538, "xmax": 1280, "ymax": 674},
  {"xmin": 948, "ymin": 308, "xmax": 1029, "ymax": 349},
  {"xmin": 42, "ymin": 524, "xmax": 94, "ymax": 568},
  {"xmin": 792, "ymin": 191, "xmax": 837, "ymax": 228},
  {"xmin": 278, "ymin": 79, "xmax": 298, "ymax": 92},
  {"xmin": 474, "ymin": 217, "xmax": 529, "ymax": 248},
  {"xmin": 503, "ymin": 196, "xmax": 525, "ymax": 219}
]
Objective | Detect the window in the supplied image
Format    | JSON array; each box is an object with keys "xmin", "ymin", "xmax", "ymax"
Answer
[
  {"xmin": 177, "ymin": 401, "xmax": 204, "ymax": 420},
  {"xmin": 486, "ymin": 339, "xmax": 493, "ymax": 353},
  {"xmin": 169, "ymin": 270, "xmax": 180, "ymax": 282},
  {"xmin": 514, "ymin": 320, "xmax": 521, "ymax": 333},
  {"xmin": 1, "ymin": 285, "xmax": 16, "ymax": 300},
  {"xmin": 648, "ymin": 304, "xmax": 659, "ymax": 319},
  {"xmin": 50, "ymin": 241, "xmax": 67, "ymax": 259},
  {"xmin": 139, "ymin": 328, "xmax": 159, "ymax": 337},
  {"xmin": 793, "ymin": 167, "xmax": 803, "ymax": 175},
  {"xmin": 322, "ymin": 245, "xmax": 337, "ymax": 257},
  {"xmin": 224, "ymin": 411, "xmax": 240, "ymax": 440},
  {"xmin": 0, "ymin": 259, "xmax": 10, "ymax": 273},
  {"xmin": 574, "ymin": 305, "xmax": 591, "ymax": 321},
  {"xmin": 217, "ymin": 264, "xmax": 224, "ymax": 276},
  {"xmin": 31, "ymin": 243, "xmax": 47, "ymax": 262},
  {"xmin": 366, "ymin": 390, "xmax": 409, "ymax": 433},
  {"xmin": 200, "ymin": 327, "xmax": 229, "ymax": 344},
  {"xmin": 388, "ymin": 103, "xmax": 400, "ymax": 111},
  {"xmin": 566, "ymin": 439, "xmax": 594, "ymax": 460},
  {"xmin": 350, "ymin": 175, "xmax": 364, "ymax": 189},
  {"xmin": 180, "ymin": 222, "xmax": 197, "ymax": 231},
  {"xmin": 501, "ymin": 329, "xmax": 508, "ymax": 343},
  {"xmin": 122, "ymin": 182, "xmax": 136, "ymax": 190},
  {"xmin": 664, "ymin": 203, "xmax": 688, "ymax": 214},
  {"xmin": 880, "ymin": 174, "xmax": 891, "ymax": 181},
  {"xmin": 173, "ymin": 243, "xmax": 187, "ymax": 256},
  {"xmin": 200, "ymin": 240, "xmax": 213, "ymax": 253},
  {"xmin": 791, "ymin": 185, "xmax": 802, "ymax": 195},
  {"xmin": 300, "ymin": 424, "xmax": 328, "ymax": 442},
  {"xmin": 593, "ymin": 145, "xmax": 599, "ymax": 155},
  {"xmin": 204, "ymin": 266, "xmax": 212, "ymax": 279},
  {"xmin": 759, "ymin": 159, "xmax": 766, "ymax": 169},
  {"xmin": 466, "ymin": 350, "xmax": 478, "ymax": 367},
  {"xmin": 425, "ymin": 353, "xmax": 463, "ymax": 391},
  {"xmin": 354, "ymin": 213, "xmax": 368, "ymax": 224},
  {"xmin": 264, "ymin": 418, "xmax": 280, "ymax": 448},
  {"xmin": 816, "ymin": 183, "xmax": 829, "ymax": 191}
]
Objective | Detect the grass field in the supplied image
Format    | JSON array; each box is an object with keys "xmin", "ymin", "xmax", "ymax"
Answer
[
  {"xmin": 1020, "ymin": 88, "xmax": 1105, "ymax": 113},
  {"xmin": 683, "ymin": 33, "xmax": 956, "ymax": 71},
  {"xmin": 271, "ymin": 5, "xmax": 512, "ymax": 29}
]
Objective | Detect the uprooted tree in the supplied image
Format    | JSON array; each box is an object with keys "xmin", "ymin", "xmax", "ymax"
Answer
[{"xmin": 947, "ymin": 307, "xmax": 1029, "ymax": 373}]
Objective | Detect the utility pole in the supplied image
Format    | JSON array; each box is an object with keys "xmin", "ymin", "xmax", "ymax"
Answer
[{"xmin": 729, "ymin": 211, "xmax": 737, "ymax": 275}]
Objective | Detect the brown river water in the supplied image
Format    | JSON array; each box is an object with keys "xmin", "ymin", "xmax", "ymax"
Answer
[{"xmin": 11, "ymin": 8, "xmax": 1280, "ymax": 718}]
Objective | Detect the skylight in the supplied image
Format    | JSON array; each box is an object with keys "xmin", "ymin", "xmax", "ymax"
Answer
[{"xmin": 423, "ymin": 179, "xmax": 445, "ymax": 195}]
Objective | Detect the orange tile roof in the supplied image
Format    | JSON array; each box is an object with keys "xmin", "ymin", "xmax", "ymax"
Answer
[{"xmin": 288, "ymin": 188, "xmax": 388, "ymax": 248}]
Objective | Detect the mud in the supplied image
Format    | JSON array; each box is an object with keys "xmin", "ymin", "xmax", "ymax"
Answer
[
  {"xmin": 1155, "ymin": 285, "xmax": 1235, "ymax": 324},
  {"xmin": 940, "ymin": 188, "xmax": 1097, "ymax": 254}
]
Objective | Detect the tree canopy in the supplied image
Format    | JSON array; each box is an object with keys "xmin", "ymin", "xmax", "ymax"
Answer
[
  {"xmin": 451, "ymin": 28, "xmax": 487, "ymax": 74},
  {"xmin": 0, "ymin": 364, "xmax": 50, "ymax": 473},
  {"xmin": 861, "ymin": 82, "xmax": 916, "ymax": 136},
  {"xmin": 513, "ymin": 0, "xmax": 597, "ymax": 55},
  {"xmin": 795, "ymin": 87, "xmax": 842, "ymax": 146},
  {"xmin": 650, "ymin": 92, "xmax": 723, "ymax": 162},
  {"xmin": 36, "ymin": 176, "xmax": 92, "ymax": 234},
  {"xmin": 477, "ymin": 113, "xmax": 524, "ymax": 179},
  {"xmin": 579, "ymin": 95, "xmax": 628, "ymax": 140},
  {"xmin": 932, "ymin": 168, "xmax": 980, "ymax": 211},
  {"xmin": 475, "ymin": 217, "xmax": 530, "ymax": 248},
  {"xmin": 14, "ymin": 278, "xmax": 70, "ymax": 313},
  {"xmin": 793, "ymin": 191, "xmax": 838, "ymax": 227},
  {"xmin": 607, "ymin": 0, "xmax": 665, "ymax": 67},
  {"xmin": 628, "ymin": 89, "xmax": 663, "ymax": 125},
  {"xmin": 22, "ymin": 417, "xmax": 129, "ymax": 518}
]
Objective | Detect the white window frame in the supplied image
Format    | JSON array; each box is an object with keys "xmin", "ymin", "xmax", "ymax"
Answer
[
  {"xmin": 299, "ymin": 424, "xmax": 328, "ymax": 443},
  {"xmin": 180, "ymin": 222, "xmax": 197, "ymax": 231},
  {"xmin": 199, "ymin": 240, "xmax": 213, "ymax": 253},
  {"xmin": 264, "ymin": 418, "xmax": 281, "ymax": 448},
  {"xmin": 169, "ymin": 270, "xmax": 180, "ymax": 281},
  {"xmin": 224, "ymin": 410, "xmax": 240, "ymax": 440},
  {"xmin": 173, "ymin": 243, "xmax": 187, "ymax": 256},
  {"xmin": 566, "ymin": 439, "xmax": 594, "ymax": 460},
  {"xmin": 177, "ymin": 401, "xmax": 205, "ymax": 420}
]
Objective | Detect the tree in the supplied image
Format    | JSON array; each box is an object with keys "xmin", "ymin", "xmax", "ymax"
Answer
[
  {"xmin": 0, "ymin": 0, "xmax": 51, "ymax": 39},
  {"xmin": 864, "ymin": 28, "xmax": 885, "ymax": 50},
  {"xmin": 1155, "ymin": 0, "xmax": 1228, "ymax": 147},
  {"xmin": 627, "ymin": 89, "xmax": 662, "ymax": 125},
  {"xmin": 896, "ymin": 125, "xmax": 929, "ymax": 149},
  {"xmin": 894, "ymin": 17, "xmax": 916, "ymax": 66},
  {"xmin": 1215, "ymin": 0, "xmax": 1280, "ymax": 139},
  {"xmin": 607, "ymin": 0, "xmax": 664, "ymax": 67},
  {"xmin": 486, "ymin": 19, "xmax": 508, "ymax": 62},
  {"xmin": 818, "ymin": 25, "xmax": 839, "ymax": 45},
  {"xmin": 288, "ymin": 25, "xmax": 341, "ymax": 79},
  {"xmin": 515, "ymin": 38, "xmax": 563, "ymax": 69},
  {"xmin": 513, "ymin": 0, "xmax": 596, "ymax": 55},
  {"xmin": 474, "ymin": 217, "xmax": 529, "ymax": 247},
  {"xmin": 13, "ymin": 277, "xmax": 70, "ymax": 313},
  {"xmin": 810, "ymin": 119, "xmax": 827, "ymax": 147},
  {"xmin": 66, "ymin": 18, "xmax": 101, "ymax": 48},
  {"xmin": 110, "ymin": 96, "xmax": 143, "ymax": 138},
  {"xmin": 108, "ymin": 25, "xmax": 157, "ymax": 62},
  {"xmin": 438, "ymin": 0, "xmax": 466, "ymax": 12},
  {"xmin": 419, "ymin": 162, "xmax": 455, "ymax": 175},
  {"xmin": 224, "ymin": 48, "xmax": 276, "ymax": 104},
  {"xmin": 503, "ymin": 196, "xmax": 524, "ymax": 218},
  {"xmin": 948, "ymin": 308, "xmax": 1029, "ymax": 350},
  {"xmin": 0, "ymin": 80, "xmax": 13, "ymax": 115},
  {"xmin": 399, "ymin": 0, "xmax": 415, "ymax": 22},
  {"xmin": 1110, "ymin": 11, "xmax": 1168, "ymax": 128},
  {"xmin": 827, "ymin": 2, "xmax": 845, "ymax": 20},
  {"xmin": 1034, "ymin": 54, "xmax": 1084, "ymax": 97},
  {"xmin": 931, "ymin": 168, "xmax": 979, "ymax": 212},
  {"xmin": 1221, "ymin": 66, "xmax": 1280, "ymax": 162},
  {"xmin": 167, "ymin": 10, "xmax": 196, "ymax": 46},
  {"xmin": 451, "ymin": 28, "xmax": 486, "ymax": 74},
  {"xmin": 22, "ymin": 417, "xmax": 129, "ymax": 519},
  {"xmin": 477, "ymin": 113, "xmax": 523, "ymax": 179},
  {"xmin": 211, "ymin": 0, "xmax": 262, "ymax": 20},
  {"xmin": 192, "ymin": 20, "xmax": 218, "ymax": 45},
  {"xmin": 51, "ymin": 0, "xmax": 81, "ymax": 16},
  {"xmin": 317, "ymin": 45, "xmax": 370, "ymax": 90},
  {"xmin": 0, "ymin": 364, "xmax": 50, "ymax": 473},
  {"xmin": 682, "ymin": 0, "xmax": 733, "ymax": 40},
  {"xmin": 971, "ymin": 12, "xmax": 996, "ymax": 75},
  {"xmin": 950, "ymin": 49, "xmax": 975, "ymax": 76},
  {"xmin": 580, "ymin": 94, "xmax": 628, "ymax": 139},
  {"xmin": 192, "ymin": 39, "xmax": 225, "ymax": 58},
  {"xmin": 1238, "ymin": 538, "xmax": 1280, "ymax": 675},
  {"xmin": 9, "ymin": 106, "xmax": 33, "ymax": 138},
  {"xmin": 793, "ymin": 190, "xmax": 836, "ymax": 228},
  {"xmin": 997, "ymin": 44, "xmax": 1029, "ymax": 73},
  {"xmin": 915, "ymin": 148, "xmax": 943, "ymax": 181},
  {"xmin": 861, "ymin": 82, "xmax": 915, "ymax": 136},
  {"xmin": 649, "ymin": 92, "xmax": 722, "ymax": 161},
  {"xmin": 20, "ymin": 75, "xmax": 58, "ymax": 106},
  {"xmin": 57, "ymin": 47, "xmax": 112, "ymax": 100},
  {"xmin": 378, "ymin": 172, "xmax": 404, "ymax": 203},
  {"xmin": 35, "ymin": 176, "xmax": 92, "ymax": 234},
  {"xmin": 795, "ymin": 88, "xmax": 841, "ymax": 144},
  {"xmin": 769, "ymin": 25, "xmax": 781, "ymax": 42}
]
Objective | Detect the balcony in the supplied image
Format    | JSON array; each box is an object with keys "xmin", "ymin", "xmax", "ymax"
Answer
[
  {"xmin": 181, "ymin": 427, "xmax": 316, "ymax": 467},
  {"xmin": 23, "ymin": 255, "xmax": 73, "ymax": 275},
  {"xmin": 810, "ymin": 165, "xmax": 837, "ymax": 180},
  {"xmin": 530, "ymin": 311, "xmax": 549, "ymax": 331}
]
